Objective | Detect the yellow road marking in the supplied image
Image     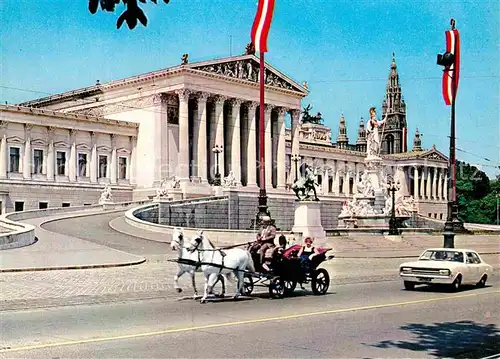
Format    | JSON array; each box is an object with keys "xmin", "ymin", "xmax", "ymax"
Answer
[{"xmin": 2, "ymin": 290, "xmax": 499, "ymax": 353}]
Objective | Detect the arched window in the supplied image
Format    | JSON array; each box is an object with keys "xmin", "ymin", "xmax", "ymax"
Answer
[{"xmin": 386, "ymin": 134, "xmax": 395, "ymax": 154}]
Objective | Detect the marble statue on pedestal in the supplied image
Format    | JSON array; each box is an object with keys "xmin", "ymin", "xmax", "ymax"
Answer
[
  {"xmin": 154, "ymin": 176, "xmax": 180, "ymax": 200},
  {"xmin": 99, "ymin": 184, "xmax": 113, "ymax": 204},
  {"xmin": 366, "ymin": 106, "xmax": 388, "ymax": 158},
  {"xmin": 222, "ymin": 171, "xmax": 237, "ymax": 188}
]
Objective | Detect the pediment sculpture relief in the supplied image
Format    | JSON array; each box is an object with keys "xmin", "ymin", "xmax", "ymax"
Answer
[{"xmin": 192, "ymin": 59, "xmax": 300, "ymax": 92}]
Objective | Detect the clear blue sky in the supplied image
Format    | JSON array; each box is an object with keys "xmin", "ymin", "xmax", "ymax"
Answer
[{"xmin": 1, "ymin": 0, "xmax": 498, "ymax": 178}]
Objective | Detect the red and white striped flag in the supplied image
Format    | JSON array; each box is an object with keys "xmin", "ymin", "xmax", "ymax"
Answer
[
  {"xmin": 251, "ymin": 0, "xmax": 276, "ymax": 53},
  {"xmin": 442, "ymin": 29, "xmax": 460, "ymax": 105}
]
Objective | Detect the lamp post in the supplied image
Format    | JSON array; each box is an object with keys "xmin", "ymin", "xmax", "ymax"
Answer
[
  {"xmin": 212, "ymin": 145, "xmax": 223, "ymax": 186},
  {"xmin": 496, "ymin": 193, "xmax": 499, "ymax": 226},
  {"xmin": 388, "ymin": 183, "xmax": 399, "ymax": 235},
  {"xmin": 437, "ymin": 18, "xmax": 464, "ymax": 248},
  {"xmin": 291, "ymin": 154, "xmax": 300, "ymax": 182}
]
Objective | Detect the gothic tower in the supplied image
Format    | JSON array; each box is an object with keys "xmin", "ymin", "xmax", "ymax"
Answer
[
  {"xmin": 336, "ymin": 114, "xmax": 349, "ymax": 149},
  {"xmin": 380, "ymin": 54, "xmax": 408, "ymax": 154}
]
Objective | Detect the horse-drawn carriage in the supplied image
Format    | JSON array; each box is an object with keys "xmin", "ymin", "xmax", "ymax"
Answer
[
  {"xmin": 244, "ymin": 244, "xmax": 333, "ymax": 299},
  {"xmin": 169, "ymin": 228, "xmax": 334, "ymax": 302}
]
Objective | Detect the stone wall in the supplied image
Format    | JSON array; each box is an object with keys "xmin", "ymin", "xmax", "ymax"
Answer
[
  {"xmin": 0, "ymin": 182, "xmax": 133, "ymax": 213},
  {"xmin": 154, "ymin": 191, "xmax": 344, "ymax": 231}
]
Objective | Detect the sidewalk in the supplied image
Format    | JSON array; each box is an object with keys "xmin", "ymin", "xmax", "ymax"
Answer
[{"xmin": 0, "ymin": 212, "xmax": 146, "ymax": 272}]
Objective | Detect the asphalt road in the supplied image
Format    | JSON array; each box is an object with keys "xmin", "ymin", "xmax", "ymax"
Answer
[
  {"xmin": 42, "ymin": 212, "xmax": 170, "ymax": 257},
  {"xmin": 2, "ymin": 279, "xmax": 499, "ymax": 358}
]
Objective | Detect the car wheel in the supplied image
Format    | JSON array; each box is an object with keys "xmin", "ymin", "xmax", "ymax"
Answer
[
  {"xmin": 404, "ymin": 281, "xmax": 415, "ymax": 290},
  {"xmin": 451, "ymin": 275, "xmax": 462, "ymax": 292},
  {"xmin": 476, "ymin": 274, "xmax": 487, "ymax": 288}
]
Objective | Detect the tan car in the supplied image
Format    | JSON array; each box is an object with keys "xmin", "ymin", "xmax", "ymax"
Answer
[{"xmin": 399, "ymin": 248, "xmax": 493, "ymax": 291}]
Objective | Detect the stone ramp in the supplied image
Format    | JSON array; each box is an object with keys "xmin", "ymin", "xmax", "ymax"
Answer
[{"xmin": 0, "ymin": 214, "xmax": 146, "ymax": 272}]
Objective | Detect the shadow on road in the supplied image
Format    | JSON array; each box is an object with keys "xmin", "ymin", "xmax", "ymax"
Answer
[
  {"xmin": 368, "ymin": 320, "xmax": 500, "ymax": 358},
  {"xmin": 401, "ymin": 284, "xmax": 493, "ymax": 293}
]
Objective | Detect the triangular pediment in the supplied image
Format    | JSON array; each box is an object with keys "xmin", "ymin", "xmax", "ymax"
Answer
[
  {"xmin": 54, "ymin": 141, "xmax": 70, "ymax": 149},
  {"xmin": 32, "ymin": 138, "xmax": 47, "ymax": 146},
  {"xmin": 187, "ymin": 54, "xmax": 308, "ymax": 95},
  {"xmin": 76, "ymin": 143, "xmax": 92, "ymax": 151},
  {"xmin": 7, "ymin": 136, "xmax": 25, "ymax": 144},
  {"xmin": 420, "ymin": 147, "xmax": 448, "ymax": 162}
]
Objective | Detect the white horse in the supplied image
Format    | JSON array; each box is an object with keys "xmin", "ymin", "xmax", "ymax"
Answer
[
  {"xmin": 187, "ymin": 231, "xmax": 255, "ymax": 303},
  {"xmin": 170, "ymin": 228, "xmax": 225, "ymax": 299}
]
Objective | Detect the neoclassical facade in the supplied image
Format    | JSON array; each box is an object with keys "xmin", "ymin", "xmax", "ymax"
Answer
[{"xmin": 0, "ymin": 53, "xmax": 448, "ymax": 219}]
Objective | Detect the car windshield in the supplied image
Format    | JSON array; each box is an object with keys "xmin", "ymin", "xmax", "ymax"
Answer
[{"xmin": 419, "ymin": 250, "xmax": 464, "ymax": 262}]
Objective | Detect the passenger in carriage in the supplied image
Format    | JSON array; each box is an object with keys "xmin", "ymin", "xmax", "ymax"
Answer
[
  {"xmin": 297, "ymin": 237, "xmax": 320, "ymax": 273},
  {"xmin": 262, "ymin": 233, "xmax": 288, "ymax": 272},
  {"xmin": 249, "ymin": 216, "xmax": 277, "ymax": 268}
]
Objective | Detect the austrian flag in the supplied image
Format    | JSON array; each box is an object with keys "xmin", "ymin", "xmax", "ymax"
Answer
[
  {"xmin": 251, "ymin": 0, "xmax": 276, "ymax": 53},
  {"xmin": 442, "ymin": 29, "xmax": 461, "ymax": 105}
]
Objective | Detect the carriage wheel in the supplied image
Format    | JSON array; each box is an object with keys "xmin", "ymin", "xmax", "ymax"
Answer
[
  {"xmin": 243, "ymin": 274, "xmax": 254, "ymax": 296},
  {"xmin": 311, "ymin": 268, "xmax": 330, "ymax": 295},
  {"xmin": 283, "ymin": 280, "xmax": 297, "ymax": 294},
  {"xmin": 269, "ymin": 277, "xmax": 284, "ymax": 299}
]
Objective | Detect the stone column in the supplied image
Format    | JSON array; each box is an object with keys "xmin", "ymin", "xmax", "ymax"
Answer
[
  {"xmin": 246, "ymin": 102, "xmax": 258, "ymax": 187},
  {"xmin": 68, "ymin": 129, "xmax": 77, "ymax": 182},
  {"xmin": 229, "ymin": 98, "xmax": 243, "ymax": 185},
  {"xmin": 46, "ymin": 127, "xmax": 55, "ymax": 181},
  {"xmin": 110, "ymin": 134, "xmax": 117, "ymax": 184},
  {"xmin": 176, "ymin": 89, "xmax": 191, "ymax": 181},
  {"xmin": 419, "ymin": 167, "xmax": 425, "ymax": 199},
  {"xmin": 0, "ymin": 122, "xmax": 7, "ymax": 179},
  {"xmin": 212, "ymin": 95, "xmax": 226, "ymax": 179},
  {"xmin": 425, "ymin": 167, "xmax": 431, "ymax": 200},
  {"xmin": 432, "ymin": 167, "xmax": 438, "ymax": 200},
  {"xmin": 354, "ymin": 167, "xmax": 361, "ymax": 194},
  {"xmin": 129, "ymin": 136, "xmax": 137, "ymax": 184},
  {"xmin": 90, "ymin": 132, "xmax": 98, "ymax": 183},
  {"xmin": 343, "ymin": 169, "xmax": 349, "ymax": 196},
  {"xmin": 333, "ymin": 162, "xmax": 340, "ymax": 195},
  {"xmin": 276, "ymin": 107, "xmax": 287, "ymax": 189},
  {"xmin": 23, "ymin": 124, "xmax": 32, "ymax": 179},
  {"xmin": 413, "ymin": 166, "xmax": 419, "ymax": 199},
  {"xmin": 322, "ymin": 168, "xmax": 329, "ymax": 194},
  {"xmin": 264, "ymin": 105, "xmax": 273, "ymax": 188},
  {"xmin": 437, "ymin": 168, "xmax": 442, "ymax": 200},
  {"xmin": 195, "ymin": 92, "xmax": 209, "ymax": 182},
  {"xmin": 290, "ymin": 109, "xmax": 301, "ymax": 182}
]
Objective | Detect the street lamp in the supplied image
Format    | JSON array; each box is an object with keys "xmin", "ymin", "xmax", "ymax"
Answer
[
  {"xmin": 496, "ymin": 193, "xmax": 499, "ymax": 226},
  {"xmin": 212, "ymin": 144, "xmax": 223, "ymax": 186},
  {"xmin": 291, "ymin": 154, "xmax": 300, "ymax": 182},
  {"xmin": 437, "ymin": 18, "xmax": 465, "ymax": 248},
  {"xmin": 388, "ymin": 183, "xmax": 399, "ymax": 235}
]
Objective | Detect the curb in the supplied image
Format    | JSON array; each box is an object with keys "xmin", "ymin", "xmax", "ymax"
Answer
[
  {"xmin": 0, "ymin": 257, "xmax": 147, "ymax": 273},
  {"xmin": 1, "ymin": 209, "xmax": 148, "ymax": 273},
  {"xmin": 108, "ymin": 217, "xmax": 171, "ymax": 244}
]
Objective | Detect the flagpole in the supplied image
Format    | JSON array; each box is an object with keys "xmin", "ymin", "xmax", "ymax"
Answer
[{"xmin": 257, "ymin": 50, "xmax": 269, "ymax": 223}]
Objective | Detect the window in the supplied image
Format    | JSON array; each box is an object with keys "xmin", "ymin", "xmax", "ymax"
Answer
[
  {"xmin": 33, "ymin": 149, "xmax": 43, "ymax": 174},
  {"xmin": 56, "ymin": 151, "xmax": 66, "ymax": 175},
  {"xmin": 119, "ymin": 157, "xmax": 127, "ymax": 179},
  {"xmin": 78, "ymin": 153, "xmax": 87, "ymax": 177},
  {"xmin": 62, "ymin": 202, "xmax": 70, "ymax": 207},
  {"xmin": 99, "ymin": 155, "xmax": 108, "ymax": 178},
  {"xmin": 14, "ymin": 201, "xmax": 24, "ymax": 212},
  {"xmin": 440, "ymin": 213, "xmax": 443, "ymax": 220},
  {"xmin": 38, "ymin": 202, "xmax": 48, "ymax": 209},
  {"xmin": 470, "ymin": 252, "xmax": 481, "ymax": 264},
  {"xmin": 9, "ymin": 147, "xmax": 20, "ymax": 172},
  {"xmin": 428, "ymin": 213, "xmax": 432, "ymax": 218}
]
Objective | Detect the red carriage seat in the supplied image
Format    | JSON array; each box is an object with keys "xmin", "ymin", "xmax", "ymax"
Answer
[{"xmin": 282, "ymin": 244, "xmax": 329, "ymax": 259}]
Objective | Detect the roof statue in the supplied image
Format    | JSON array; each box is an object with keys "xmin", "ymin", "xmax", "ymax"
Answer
[
  {"xmin": 181, "ymin": 53, "xmax": 189, "ymax": 65},
  {"xmin": 245, "ymin": 41, "xmax": 256, "ymax": 55},
  {"xmin": 301, "ymin": 104, "xmax": 323, "ymax": 125}
]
